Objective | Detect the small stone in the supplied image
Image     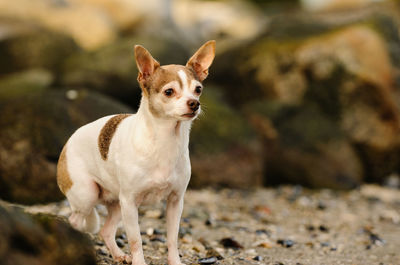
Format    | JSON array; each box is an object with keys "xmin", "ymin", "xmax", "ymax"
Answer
[
  {"xmin": 319, "ymin": 225, "xmax": 329, "ymax": 232},
  {"xmin": 205, "ymin": 218, "xmax": 213, "ymax": 226},
  {"xmin": 116, "ymin": 238, "xmax": 125, "ymax": 248},
  {"xmin": 206, "ymin": 248, "xmax": 224, "ymax": 260},
  {"xmin": 320, "ymin": 242, "xmax": 330, "ymax": 247},
  {"xmin": 370, "ymin": 233, "xmax": 385, "ymax": 246},
  {"xmin": 198, "ymin": 256, "xmax": 217, "ymax": 264},
  {"xmin": 153, "ymin": 228, "xmax": 163, "ymax": 235},
  {"xmin": 255, "ymin": 229, "xmax": 270, "ymax": 236},
  {"xmin": 306, "ymin": 225, "xmax": 315, "ymax": 231},
  {"xmin": 253, "ymin": 255, "xmax": 262, "ymax": 261},
  {"xmin": 117, "ymin": 233, "xmax": 127, "ymax": 240},
  {"xmin": 179, "ymin": 227, "xmax": 191, "ymax": 238},
  {"xmin": 277, "ymin": 239, "xmax": 295, "ymax": 248},
  {"xmin": 193, "ymin": 242, "xmax": 206, "ymax": 253},
  {"xmin": 220, "ymin": 237, "xmax": 243, "ymax": 249},
  {"xmin": 150, "ymin": 235, "xmax": 166, "ymax": 243},
  {"xmin": 257, "ymin": 242, "xmax": 273, "ymax": 248},
  {"xmin": 96, "ymin": 248, "xmax": 108, "ymax": 256},
  {"xmin": 145, "ymin": 209, "xmax": 162, "ymax": 219},
  {"xmin": 146, "ymin": 228, "xmax": 154, "ymax": 236},
  {"xmin": 317, "ymin": 201, "xmax": 327, "ymax": 210}
]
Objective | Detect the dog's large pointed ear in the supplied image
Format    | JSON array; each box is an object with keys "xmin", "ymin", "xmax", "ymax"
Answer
[
  {"xmin": 135, "ymin": 45, "xmax": 160, "ymax": 84},
  {"xmin": 186, "ymin": 40, "xmax": 216, "ymax": 81}
]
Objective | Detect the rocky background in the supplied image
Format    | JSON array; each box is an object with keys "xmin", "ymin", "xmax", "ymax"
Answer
[{"xmin": 0, "ymin": 0, "xmax": 400, "ymax": 264}]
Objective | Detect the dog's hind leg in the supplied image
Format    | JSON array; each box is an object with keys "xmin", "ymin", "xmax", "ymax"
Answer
[{"xmin": 66, "ymin": 174, "xmax": 100, "ymax": 234}]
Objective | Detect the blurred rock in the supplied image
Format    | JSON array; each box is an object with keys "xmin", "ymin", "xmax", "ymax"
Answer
[
  {"xmin": 0, "ymin": 27, "xmax": 80, "ymax": 75},
  {"xmin": 212, "ymin": 3, "xmax": 400, "ymax": 186},
  {"xmin": 190, "ymin": 88, "xmax": 263, "ymax": 188},
  {"xmin": 61, "ymin": 36, "xmax": 188, "ymax": 106},
  {"xmin": 0, "ymin": 0, "xmax": 117, "ymax": 50},
  {"xmin": 246, "ymin": 102, "xmax": 363, "ymax": 189},
  {"xmin": 172, "ymin": 0, "xmax": 267, "ymax": 45},
  {"xmin": 0, "ymin": 89, "xmax": 132, "ymax": 204},
  {"xmin": 0, "ymin": 69, "xmax": 53, "ymax": 100},
  {"xmin": 0, "ymin": 203, "xmax": 96, "ymax": 265},
  {"xmin": 301, "ymin": 0, "xmax": 384, "ymax": 12}
]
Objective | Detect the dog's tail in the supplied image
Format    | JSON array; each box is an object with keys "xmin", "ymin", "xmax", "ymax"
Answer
[{"xmin": 69, "ymin": 208, "xmax": 100, "ymax": 234}]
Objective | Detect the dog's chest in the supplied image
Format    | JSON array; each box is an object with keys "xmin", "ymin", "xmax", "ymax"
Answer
[{"xmin": 132, "ymin": 139, "xmax": 187, "ymax": 205}]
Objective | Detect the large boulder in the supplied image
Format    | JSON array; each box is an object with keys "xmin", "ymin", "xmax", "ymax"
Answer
[
  {"xmin": 0, "ymin": 203, "xmax": 96, "ymax": 265},
  {"xmin": 211, "ymin": 2, "xmax": 400, "ymax": 187},
  {"xmin": 245, "ymin": 101, "xmax": 363, "ymax": 188},
  {"xmin": 61, "ymin": 36, "xmax": 188, "ymax": 106},
  {"xmin": 0, "ymin": 69, "xmax": 53, "ymax": 100},
  {"xmin": 0, "ymin": 89, "xmax": 132, "ymax": 204},
  {"xmin": 190, "ymin": 87, "xmax": 263, "ymax": 188},
  {"xmin": 0, "ymin": 26, "xmax": 80, "ymax": 75}
]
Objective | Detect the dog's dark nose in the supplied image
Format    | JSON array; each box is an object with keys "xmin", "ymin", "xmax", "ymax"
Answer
[{"xmin": 187, "ymin": 99, "xmax": 200, "ymax": 111}]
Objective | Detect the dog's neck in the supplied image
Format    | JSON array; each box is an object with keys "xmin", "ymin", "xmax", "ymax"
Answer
[{"xmin": 135, "ymin": 96, "xmax": 191, "ymax": 141}]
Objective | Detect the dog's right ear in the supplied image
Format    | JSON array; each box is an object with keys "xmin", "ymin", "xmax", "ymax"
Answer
[{"xmin": 134, "ymin": 45, "xmax": 160, "ymax": 88}]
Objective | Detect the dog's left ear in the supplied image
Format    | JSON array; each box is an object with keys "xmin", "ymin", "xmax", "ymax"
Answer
[{"xmin": 186, "ymin": 40, "xmax": 216, "ymax": 81}]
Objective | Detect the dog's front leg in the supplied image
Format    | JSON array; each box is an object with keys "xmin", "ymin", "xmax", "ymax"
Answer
[
  {"xmin": 120, "ymin": 195, "xmax": 147, "ymax": 265},
  {"xmin": 166, "ymin": 192, "xmax": 185, "ymax": 265}
]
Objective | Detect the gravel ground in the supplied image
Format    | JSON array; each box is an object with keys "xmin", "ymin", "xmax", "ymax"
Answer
[{"xmin": 26, "ymin": 185, "xmax": 400, "ymax": 265}]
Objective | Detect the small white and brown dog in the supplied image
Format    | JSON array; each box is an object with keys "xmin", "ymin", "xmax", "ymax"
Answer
[{"xmin": 57, "ymin": 40, "xmax": 216, "ymax": 265}]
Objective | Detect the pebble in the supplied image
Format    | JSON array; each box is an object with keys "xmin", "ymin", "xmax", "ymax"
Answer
[
  {"xmin": 146, "ymin": 228, "xmax": 154, "ymax": 236},
  {"xmin": 219, "ymin": 237, "xmax": 243, "ymax": 249},
  {"xmin": 317, "ymin": 201, "xmax": 327, "ymax": 210},
  {"xmin": 253, "ymin": 255, "xmax": 262, "ymax": 261},
  {"xmin": 319, "ymin": 225, "xmax": 329, "ymax": 232},
  {"xmin": 95, "ymin": 240, "xmax": 104, "ymax": 246},
  {"xmin": 153, "ymin": 228, "xmax": 163, "ymax": 235},
  {"xmin": 255, "ymin": 229, "xmax": 270, "ymax": 236},
  {"xmin": 205, "ymin": 218, "xmax": 213, "ymax": 226},
  {"xmin": 321, "ymin": 242, "xmax": 330, "ymax": 247},
  {"xmin": 206, "ymin": 248, "xmax": 224, "ymax": 260},
  {"xmin": 96, "ymin": 248, "xmax": 108, "ymax": 256},
  {"xmin": 150, "ymin": 235, "xmax": 166, "ymax": 243},
  {"xmin": 116, "ymin": 238, "xmax": 125, "ymax": 248},
  {"xmin": 145, "ymin": 209, "xmax": 163, "ymax": 219},
  {"xmin": 198, "ymin": 257, "xmax": 217, "ymax": 264},
  {"xmin": 277, "ymin": 239, "xmax": 295, "ymax": 248}
]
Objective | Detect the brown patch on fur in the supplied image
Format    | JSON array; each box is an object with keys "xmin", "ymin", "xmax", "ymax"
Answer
[
  {"xmin": 57, "ymin": 144, "xmax": 73, "ymax": 195},
  {"xmin": 98, "ymin": 114, "xmax": 131, "ymax": 160}
]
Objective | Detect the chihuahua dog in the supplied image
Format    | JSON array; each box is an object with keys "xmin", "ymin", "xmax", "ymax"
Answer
[{"xmin": 57, "ymin": 40, "xmax": 215, "ymax": 265}]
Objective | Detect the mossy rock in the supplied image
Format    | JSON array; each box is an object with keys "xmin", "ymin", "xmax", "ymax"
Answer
[
  {"xmin": 0, "ymin": 69, "xmax": 53, "ymax": 100},
  {"xmin": 0, "ymin": 29, "xmax": 80, "ymax": 75},
  {"xmin": 191, "ymin": 87, "xmax": 255, "ymax": 154},
  {"xmin": 0, "ymin": 89, "xmax": 132, "ymax": 204},
  {"xmin": 61, "ymin": 36, "xmax": 188, "ymax": 106},
  {"xmin": 190, "ymin": 86, "xmax": 263, "ymax": 188},
  {"xmin": 0, "ymin": 203, "xmax": 96, "ymax": 265},
  {"xmin": 245, "ymin": 100, "xmax": 363, "ymax": 189}
]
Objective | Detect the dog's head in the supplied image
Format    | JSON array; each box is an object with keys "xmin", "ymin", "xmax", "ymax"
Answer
[{"xmin": 134, "ymin": 41, "xmax": 215, "ymax": 121}]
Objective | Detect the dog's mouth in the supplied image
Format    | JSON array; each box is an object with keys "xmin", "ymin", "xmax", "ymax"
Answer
[{"xmin": 181, "ymin": 112, "xmax": 197, "ymax": 118}]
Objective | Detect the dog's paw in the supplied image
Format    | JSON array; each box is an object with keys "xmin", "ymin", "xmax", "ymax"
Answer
[{"xmin": 115, "ymin": 254, "xmax": 132, "ymax": 264}]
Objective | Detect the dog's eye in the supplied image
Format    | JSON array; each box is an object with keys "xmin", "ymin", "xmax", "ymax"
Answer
[
  {"xmin": 195, "ymin": 86, "xmax": 202, "ymax": 94},
  {"xmin": 164, "ymin": 88, "xmax": 174, "ymax": 97}
]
